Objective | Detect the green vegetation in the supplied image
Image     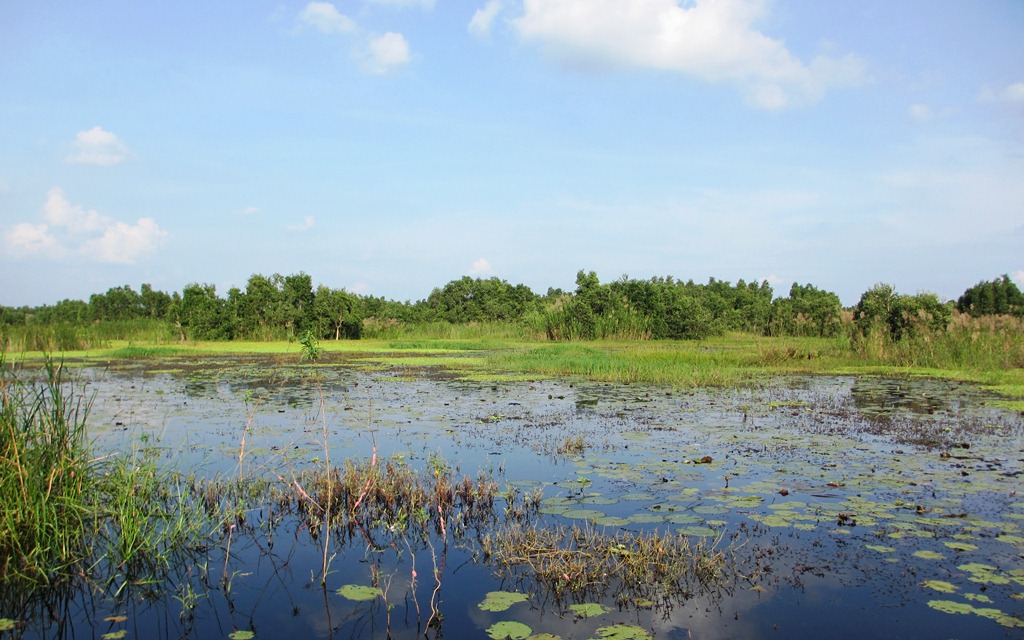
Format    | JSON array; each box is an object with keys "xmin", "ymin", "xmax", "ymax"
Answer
[
  {"xmin": 0, "ymin": 356, "xmax": 219, "ymax": 593},
  {"xmin": 4, "ymin": 267, "xmax": 990, "ymax": 346},
  {"xmin": 2, "ymin": 270, "xmax": 1022, "ymax": 407}
]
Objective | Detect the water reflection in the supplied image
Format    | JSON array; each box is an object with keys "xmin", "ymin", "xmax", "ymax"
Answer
[{"xmin": 4, "ymin": 359, "xmax": 1023, "ymax": 638}]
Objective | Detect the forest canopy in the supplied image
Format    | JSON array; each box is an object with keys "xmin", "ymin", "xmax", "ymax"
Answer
[{"xmin": 1, "ymin": 271, "xmax": 1020, "ymax": 345}]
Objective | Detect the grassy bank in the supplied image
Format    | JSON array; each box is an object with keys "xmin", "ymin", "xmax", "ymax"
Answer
[{"xmin": 6, "ymin": 326, "xmax": 1023, "ymax": 408}]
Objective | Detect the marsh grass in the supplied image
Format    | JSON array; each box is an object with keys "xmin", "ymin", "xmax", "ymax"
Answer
[
  {"xmin": 0, "ymin": 355, "xmax": 226, "ymax": 599},
  {"xmin": 851, "ymin": 312, "xmax": 1024, "ymax": 370},
  {"xmin": 0, "ymin": 355, "xmax": 94, "ymax": 586},
  {"xmin": 487, "ymin": 342, "xmax": 762, "ymax": 387},
  {"xmin": 288, "ymin": 457, "xmax": 502, "ymax": 540},
  {"xmin": 480, "ymin": 523, "xmax": 731, "ymax": 601},
  {"xmin": 1, "ymin": 320, "xmax": 176, "ymax": 353},
  {"xmin": 362, "ymin": 320, "xmax": 534, "ymax": 341}
]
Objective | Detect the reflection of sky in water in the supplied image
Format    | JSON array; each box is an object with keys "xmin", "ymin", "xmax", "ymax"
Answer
[{"xmin": 39, "ymin": 362, "xmax": 1024, "ymax": 638}]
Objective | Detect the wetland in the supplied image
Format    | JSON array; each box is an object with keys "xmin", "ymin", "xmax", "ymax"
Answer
[{"xmin": 2, "ymin": 350, "xmax": 1024, "ymax": 639}]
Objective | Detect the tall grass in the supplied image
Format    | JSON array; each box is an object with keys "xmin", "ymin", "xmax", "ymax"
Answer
[
  {"xmin": 0, "ymin": 354, "xmax": 222, "ymax": 598},
  {"xmin": 1, "ymin": 319, "xmax": 175, "ymax": 353},
  {"xmin": 0, "ymin": 355, "xmax": 95, "ymax": 585},
  {"xmin": 851, "ymin": 311, "xmax": 1024, "ymax": 370},
  {"xmin": 361, "ymin": 319, "xmax": 535, "ymax": 341}
]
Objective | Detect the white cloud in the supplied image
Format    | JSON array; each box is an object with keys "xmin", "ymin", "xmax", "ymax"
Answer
[
  {"xmin": 3, "ymin": 188, "xmax": 166, "ymax": 264},
  {"xmin": 365, "ymin": 32, "xmax": 411, "ymax": 73},
  {"xmin": 240, "ymin": 206, "xmax": 260, "ymax": 216},
  {"xmin": 1013, "ymin": 270, "xmax": 1024, "ymax": 289},
  {"xmin": 81, "ymin": 218, "xmax": 166, "ymax": 264},
  {"xmin": 469, "ymin": 258, "xmax": 494, "ymax": 275},
  {"xmin": 287, "ymin": 215, "xmax": 315, "ymax": 231},
  {"xmin": 909, "ymin": 104, "xmax": 931, "ymax": 121},
  {"xmin": 66, "ymin": 126, "xmax": 129, "ymax": 166},
  {"xmin": 43, "ymin": 187, "xmax": 108, "ymax": 234},
  {"xmin": 297, "ymin": 1, "xmax": 355, "ymax": 33},
  {"xmin": 350, "ymin": 282, "xmax": 371, "ymax": 295},
  {"xmin": 470, "ymin": 0, "xmax": 504, "ymax": 38},
  {"xmin": 980, "ymin": 82, "xmax": 1024, "ymax": 104},
  {"xmin": 512, "ymin": 0, "xmax": 866, "ymax": 109},
  {"xmin": 4, "ymin": 222, "xmax": 63, "ymax": 258}
]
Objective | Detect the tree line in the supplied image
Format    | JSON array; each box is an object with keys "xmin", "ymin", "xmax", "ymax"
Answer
[{"xmin": 1, "ymin": 271, "xmax": 1021, "ymax": 343}]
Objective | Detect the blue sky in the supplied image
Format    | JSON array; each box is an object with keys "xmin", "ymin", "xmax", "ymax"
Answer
[{"xmin": 2, "ymin": 0, "xmax": 1022, "ymax": 307}]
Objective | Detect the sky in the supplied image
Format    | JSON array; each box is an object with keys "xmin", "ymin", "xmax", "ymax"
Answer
[{"xmin": 2, "ymin": 0, "xmax": 1023, "ymax": 308}]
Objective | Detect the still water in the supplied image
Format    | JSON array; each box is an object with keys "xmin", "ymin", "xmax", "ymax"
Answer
[{"xmin": 6, "ymin": 357, "xmax": 1024, "ymax": 639}]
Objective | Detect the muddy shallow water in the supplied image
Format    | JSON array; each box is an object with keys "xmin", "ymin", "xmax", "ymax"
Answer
[{"xmin": 7, "ymin": 357, "xmax": 1024, "ymax": 639}]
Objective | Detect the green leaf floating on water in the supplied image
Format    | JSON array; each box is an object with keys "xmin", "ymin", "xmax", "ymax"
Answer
[
  {"xmin": 928, "ymin": 601, "xmax": 1024, "ymax": 628},
  {"xmin": 486, "ymin": 621, "xmax": 532, "ymax": 639},
  {"xmin": 944, "ymin": 541, "xmax": 979, "ymax": 552},
  {"xmin": 101, "ymin": 632, "xmax": 127, "ymax": 640},
  {"xmin": 228, "ymin": 632, "xmax": 255, "ymax": 640},
  {"xmin": 927, "ymin": 600, "xmax": 973, "ymax": 615},
  {"xmin": 921, "ymin": 580, "xmax": 958, "ymax": 594},
  {"xmin": 590, "ymin": 624, "xmax": 652, "ymax": 639},
  {"xmin": 913, "ymin": 550, "xmax": 944, "ymax": 560},
  {"xmin": 569, "ymin": 603, "xmax": 608, "ymax": 618},
  {"xmin": 562, "ymin": 508, "xmax": 605, "ymax": 520},
  {"xmin": 479, "ymin": 591, "xmax": 529, "ymax": 612},
  {"xmin": 0, "ymin": 619, "xmax": 18, "ymax": 631},
  {"xmin": 336, "ymin": 584, "xmax": 382, "ymax": 601},
  {"xmin": 964, "ymin": 593, "xmax": 993, "ymax": 603},
  {"xmin": 959, "ymin": 563, "xmax": 1014, "ymax": 585}
]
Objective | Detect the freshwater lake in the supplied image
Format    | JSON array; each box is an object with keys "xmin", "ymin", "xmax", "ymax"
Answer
[{"xmin": 7, "ymin": 355, "xmax": 1024, "ymax": 639}]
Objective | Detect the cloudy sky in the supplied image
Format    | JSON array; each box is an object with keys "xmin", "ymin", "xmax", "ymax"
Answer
[{"xmin": 2, "ymin": 0, "xmax": 1022, "ymax": 307}]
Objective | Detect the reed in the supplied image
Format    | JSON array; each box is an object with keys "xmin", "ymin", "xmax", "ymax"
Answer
[
  {"xmin": 0, "ymin": 355, "xmax": 94, "ymax": 586},
  {"xmin": 0, "ymin": 355, "xmax": 222, "ymax": 596}
]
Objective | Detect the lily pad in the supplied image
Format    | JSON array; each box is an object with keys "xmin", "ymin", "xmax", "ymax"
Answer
[
  {"xmin": 944, "ymin": 541, "xmax": 978, "ymax": 552},
  {"xmin": 594, "ymin": 516, "xmax": 631, "ymax": 527},
  {"xmin": 101, "ymin": 632, "xmax": 127, "ymax": 640},
  {"xmin": 336, "ymin": 584, "xmax": 382, "ymax": 601},
  {"xmin": 0, "ymin": 619, "xmax": 17, "ymax": 632},
  {"xmin": 913, "ymin": 550, "xmax": 945, "ymax": 560},
  {"xmin": 590, "ymin": 624, "xmax": 653, "ymax": 639},
  {"xmin": 922, "ymin": 580, "xmax": 957, "ymax": 594},
  {"xmin": 487, "ymin": 621, "xmax": 532, "ymax": 639},
  {"xmin": 569, "ymin": 603, "xmax": 608, "ymax": 618},
  {"xmin": 562, "ymin": 508, "xmax": 606, "ymax": 520},
  {"xmin": 479, "ymin": 591, "xmax": 529, "ymax": 612},
  {"xmin": 927, "ymin": 600, "xmax": 974, "ymax": 615},
  {"xmin": 228, "ymin": 632, "xmax": 255, "ymax": 640}
]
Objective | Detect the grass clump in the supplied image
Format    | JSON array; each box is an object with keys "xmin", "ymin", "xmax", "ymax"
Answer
[
  {"xmin": 480, "ymin": 523, "xmax": 731, "ymax": 602},
  {"xmin": 0, "ymin": 355, "xmax": 94, "ymax": 586},
  {"xmin": 0, "ymin": 354, "xmax": 224, "ymax": 600},
  {"xmin": 287, "ymin": 456, "xmax": 503, "ymax": 540}
]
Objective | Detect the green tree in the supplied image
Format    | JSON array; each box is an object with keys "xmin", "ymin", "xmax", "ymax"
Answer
[
  {"xmin": 770, "ymin": 283, "xmax": 844, "ymax": 337},
  {"xmin": 854, "ymin": 283, "xmax": 898, "ymax": 336},
  {"xmin": 140, "ymin": 283, "xmax": 172, "ymax": 319},
  {"xmin": 282, "ymin": 272, "xmax": 315, "ymax": 335},
  {"xmin": 313, "ymin": 286, "xmax": 361, "ymax": 339},
  {"xmin": 89, "ymin": 285, "xmax": 144, "ymax": 321},
  {"xmin": 426, "ymin": 276, "xmax": 537, "ymax": 323},
  {"xmin": 174, "ymin": 283, "xmax": 231, "ymax": 340},
  {"xmin": 855, "ymin": 283, "xmax": 950, "ymax": 340},
  {"xmin": 957, "ymin": 275, "xmax": 1024, "ymax": 316}
]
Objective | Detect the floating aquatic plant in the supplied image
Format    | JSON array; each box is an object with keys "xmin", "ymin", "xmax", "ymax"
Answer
[{"xmin": 479, "ymin": 591, "xmax": 529, "ymax": 612}]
